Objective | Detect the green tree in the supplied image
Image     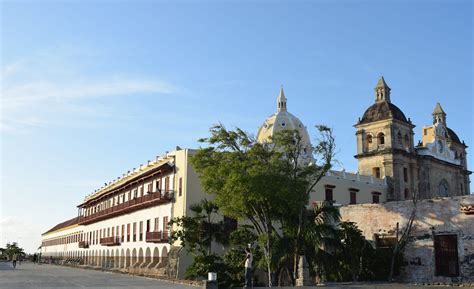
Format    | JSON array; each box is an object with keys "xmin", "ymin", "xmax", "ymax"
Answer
[
  {"xmin": 192, "ymin": 124, "xmax": 302, "ymax": 286},
  {"xmin": 271, "ymin": 126, "xmax": 336, "ymax": 282},
  {"xmin": 192, "ymin": 124, "xmax": 336, "ymax": 286},
  {"xmin": 4, "ymin": 242, "xmax": 25, "ymax": 260}
]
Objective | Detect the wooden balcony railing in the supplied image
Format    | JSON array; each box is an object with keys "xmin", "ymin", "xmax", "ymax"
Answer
[
  {"xmin": 100, "ymin": 236, "xmax": 121, "ymax": 246},
  {"xmin": 79, "ymin": 191, "xmax": 173, "ymax": 225},
  {"xmin": 145, "ymin": 231, "xmax": 169, "ymax": 243},
  {"xmin": 78, "ymin": 241, "xmax": 89, "ymax": 248}
]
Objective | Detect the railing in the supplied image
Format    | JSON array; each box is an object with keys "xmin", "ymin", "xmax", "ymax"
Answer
[
  {"xmin": 79, "ymin": 191, "xmax": 173, "ymax": 225},
  {"xmin": 145, "ymin": 231, "xmax": 169, "ymax": 243},
  {"xmin": 100, "ymin": 236, "xmax": 121, "ymax": 246},
  {"xmin": 78, "ymin": 241, "xmax": 89, "ymax": 248}
]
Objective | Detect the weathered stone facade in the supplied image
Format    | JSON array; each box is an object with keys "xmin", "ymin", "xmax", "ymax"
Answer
[
  {"xmin": 355, "ymin": 77, "xmax": 470, "ymax": 201},
  {"xmin": 340, "ymin": 196, "xmax": 474, "ymax": 283}
]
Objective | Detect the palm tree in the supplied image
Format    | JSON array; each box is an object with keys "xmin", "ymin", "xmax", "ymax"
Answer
[
  {"xmin": 4, "ymin": 242, "xmax": 25, "ymax": 260},
  {"xmin": 189, "ymin": 199, "xmax": 227, "ymax": 255},
  {"xmin": 300, "ymin": 202, "xmax": 340, "ymax": 283}
]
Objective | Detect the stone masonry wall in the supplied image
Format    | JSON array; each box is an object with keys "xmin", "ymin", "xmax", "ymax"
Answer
[{"xmin": 339, "ymin": 195, "xmax": 474, "ymax": 284}]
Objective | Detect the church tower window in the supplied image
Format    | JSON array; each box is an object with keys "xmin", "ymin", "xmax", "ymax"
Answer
[
  {"xmin": 366, "ymin": 134, "xmax": 373, "ymax": 144},
  {"xmin": 378, "ymin": 133, "xmax": 385, "ymax": 145}
]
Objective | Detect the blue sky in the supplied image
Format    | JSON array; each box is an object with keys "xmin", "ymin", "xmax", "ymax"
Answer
[{"xmin": 1, "ymin": 0, "xmax": 472, "ymax": 253}]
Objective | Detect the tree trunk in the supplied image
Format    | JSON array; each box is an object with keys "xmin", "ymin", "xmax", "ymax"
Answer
[
  {"xmin": 293, "ymin": 207, "xmax": 304, "ymax": 284},
  {"xmin": 388, "ymin": 222, "xmax": 399, "ymax": 282}
]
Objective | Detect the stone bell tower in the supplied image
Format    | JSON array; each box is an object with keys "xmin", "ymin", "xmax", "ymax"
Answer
[{"xmin": 354, "ymin": 77, "xmax": 417, "ymax": 201}]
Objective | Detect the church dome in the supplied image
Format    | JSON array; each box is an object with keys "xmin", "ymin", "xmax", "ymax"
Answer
[
  {"xmin": 359, "ymin": 101, "xmax": 408, "ymax": 124},
  {"xmin": 257, "ymin": 88, "xmax": 313, "ymax": 160},
  {"xmin": 447, "ymin": 127, "xmax": 461, "ymax": 144},
  {"xmin": 358, "ymin": 77, "xmax": 409, "ymax": 125}
]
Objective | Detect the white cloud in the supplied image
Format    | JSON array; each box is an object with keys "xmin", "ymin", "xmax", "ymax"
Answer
[
  {"xmin": 0, "ymin": 46, "xmax": 178, "ymax": 132},
  {"xmin": 0, "ymin": 216, "xmax": 44, "ymax": 253}
]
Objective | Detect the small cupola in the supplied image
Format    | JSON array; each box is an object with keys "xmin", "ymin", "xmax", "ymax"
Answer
[
  {"xmin": 432, "ymin": 102, "xmax": 446, "ymax": 125},
  {"xmin": 277, "ymin": 86, "xmax": 287, "ymax": 112},
  {"xmin": 374, "ymin": 76, "xmax": 391, "ymax": 103}
]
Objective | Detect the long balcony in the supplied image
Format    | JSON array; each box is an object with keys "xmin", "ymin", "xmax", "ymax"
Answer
[
  {"xmin": 78, "ymin": 241, "xmax": 89, "ymax": 248},
  {"xmin": 79, "ymin": 191, "xmax": 172, "ymax": 225},
  {"xmin": 100, "ymin": 236, "xmax": 121, "ymax": 246},
  {"xmin": 145, "ymin": 231, "xmax": 169, "ymax": 243}
]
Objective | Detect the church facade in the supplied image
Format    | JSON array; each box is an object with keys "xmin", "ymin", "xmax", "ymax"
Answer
[{"xmin": 355, "ymin": 77, "xmax": 470, "ymax": 200}]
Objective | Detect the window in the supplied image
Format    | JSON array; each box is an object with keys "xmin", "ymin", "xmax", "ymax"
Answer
[
  {"xmin": 133, "ymin": 222, "xmax": 137, "ymax": 242},
  {"xmin": 154, "ymin": 217, "xmax": 159, "ymax": 231},
  {"xmin": 146, "ymin": 219, "xmax": 151, "ymax": 233},
  {"xmin": 139, "ymin": 186, "xmax": 144, "ymax": 197},
  {"xmin": 127, "ymin": 224, "xmax": 130, "ymax": 242},
  {"xmin": 404, "ymin": 134, "xmax": 410, "ymax": 148},
  {"xmin": 434, "ymin": 235, "xmax": 459, "ymax": 277},
  {"xmin": 403, "ymin": 168, "xmax": 408, "ymax": 182},
  {"xmin": 350, "ymin": 191, "xmax": 357, "ymax": 204},
  {"xmin": 397, "ymin": 132, "xmax": 402, "ymax": 146},
  {"xmin": 139, "ymin": 221, "xmax": 143, "ymax": 241},
  {"xmin": 121, "ymin": 225, "xmax": 125, "ymax": 242},
  {"xmin": 147, "ymin": 183, "xmax": 153, "ymax": 193},
  {"xmin": 378, "ymin": 133, "xmax": 385, "ymax": 145},
  {"xmin": 324, "ymin": 186, "xmax": 334, "ymax": 203},
  {"xmin": 156, "ymin": 180, "xmax": 160, "ymax": 192},
  {"xmin": 163, "ymin": 216, "xmax": 169, "ymax": 233},
  {"xmin": 179, "ymin": 177, "xmax": 183, "ymax": 196},
  {"xmin": 165, "ymin": 176, "xmax": 170, "ymax": 192},
  {"xmin": 372, "ymin": 193, "xmax": 380, "ymax": 204},
  {"xmin": 366, "ymin": 134, "xmax": 372, "ymax": 144},
  {"xmin": 373, "ymin": 167, "xmax": 381, "ymax": 178}
]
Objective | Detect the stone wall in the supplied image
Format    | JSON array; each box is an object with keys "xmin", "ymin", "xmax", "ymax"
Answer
[{"xmin": 339, "ymin": 195, "xmax": 474, "ymax": 284}]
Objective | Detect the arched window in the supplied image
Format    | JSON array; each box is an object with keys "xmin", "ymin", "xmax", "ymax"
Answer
[
  {"xmin": 366, "ymin": 134, "xmax": 373, "ymax": 144},
  {"xmin": 438, "ymin": 180, "xmax": 449, "ymax": 197},
  {"xmin": 397, "ymin": 132, "xmax": 402, "ymax": 146},
  {"xmin": 404, "ymin": 134, "xmax": 410, "ymax": 148},
  {"xmin": 378, "ymin": 133, "xmax": 385, "ymax": 145}
]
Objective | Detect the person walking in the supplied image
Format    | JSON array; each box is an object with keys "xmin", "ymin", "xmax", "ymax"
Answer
[
  {"xmin": 12, "ymin": 253, "xmax": 18, "ymax": 269},
  {"xmin": 33, "ymin": 253, "xmax": 37, "ymax": 264},
  {"xmin": 241, "ymin": 247, "xmax": 253, "ymax": 288}
]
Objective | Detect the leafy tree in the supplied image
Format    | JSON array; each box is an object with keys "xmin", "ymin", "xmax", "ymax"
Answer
[
  {"xmin": 192, "ymin": 125, "xmax": 304, "ymax": 286},
  {"xmin": 3, "ymin": 242, "xmax": 25, "ymax": 260},
  {"xmin": 271, "ymin": 127, "xmax": 336, "ymax": 282},
  {"xmin": 191, "ymin": 124, "xmax": 336, "ymax": 286}
]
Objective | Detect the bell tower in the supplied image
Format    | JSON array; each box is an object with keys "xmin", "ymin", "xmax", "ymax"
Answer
[{"xmin": 355, "ymin": 77, "xmax": 417, "ymax": 201}]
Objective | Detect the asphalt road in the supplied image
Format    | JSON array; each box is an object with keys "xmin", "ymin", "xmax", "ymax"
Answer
[{"xmin": 0, "ymin": 261, "xmax": 195, "ymax": 289}]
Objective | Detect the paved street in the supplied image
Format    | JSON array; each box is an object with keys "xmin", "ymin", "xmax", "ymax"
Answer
[{"xmin": 0, "ymin": 261, "xmax": 195, "ymax": 289}]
